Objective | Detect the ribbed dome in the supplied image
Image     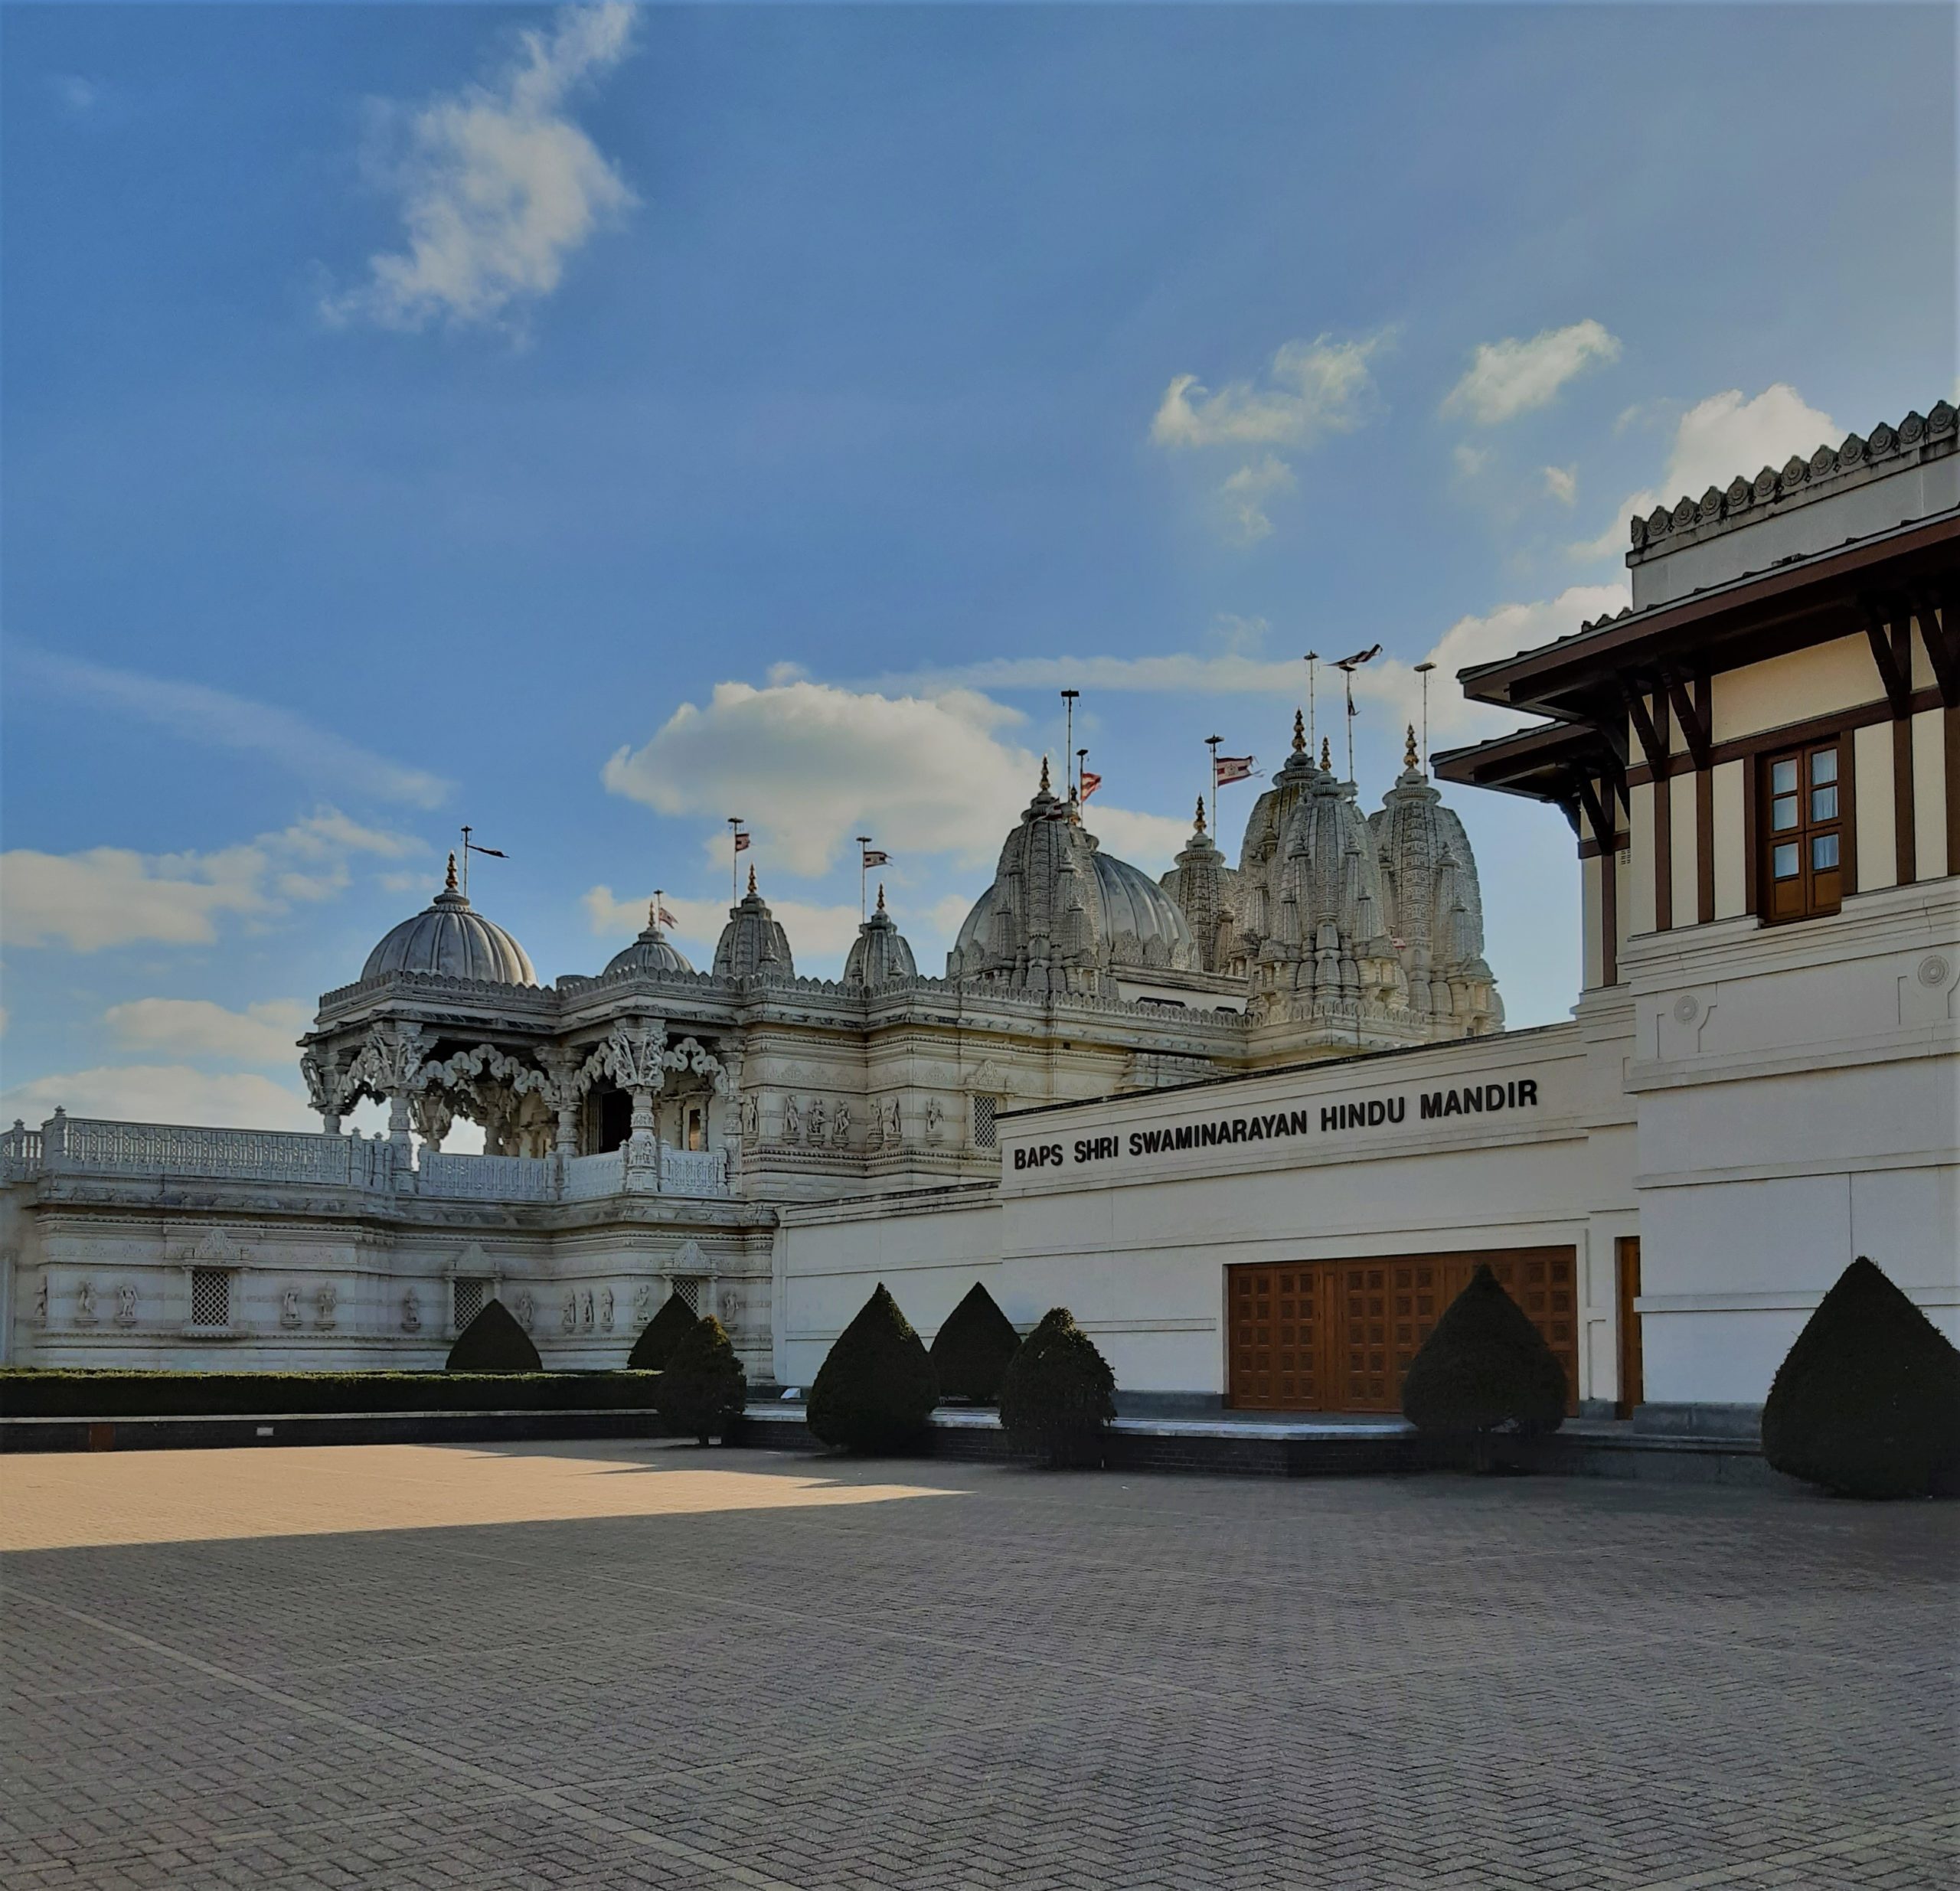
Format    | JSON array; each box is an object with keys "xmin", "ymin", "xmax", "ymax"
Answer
[
  {"xmin": 361, "ymin": 857, "xmax": 537, "ymax": 985},
  {"xmin": 604, "ymin": 902, "xmax": 694, "ymax": 978},
  {"xmin": 946, "ymin": 760, "xmax": 1199, "ymax": 991},
  {"xmin": 844, "ymin": 886, "xmax": 917, "ymax": 987},
  {"xmin": 714, "ymin": 868, "xmax": 795, "ymax": 980}
]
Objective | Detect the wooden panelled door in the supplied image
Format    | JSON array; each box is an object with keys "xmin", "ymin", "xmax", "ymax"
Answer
[
  {"xmin": 1615, "ymin": 1236, "xmax": 1643, "ymax": 1418},
  {"xmin": 1228, "ymin": 1249, "xmax": 1579, "ymax": 1414}
]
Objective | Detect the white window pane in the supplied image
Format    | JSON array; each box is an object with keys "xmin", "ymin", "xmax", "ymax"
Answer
[
  {"xmin": 1771, "ymin": 759, "xmax": 1798, "ymax": 793},
  {"xmin": 1811, "ymin": 834, "xmax": 1839, "ymax": 870},
  {"xmin": 1811, "ymin": 749, "xmax": 1838, "ymax": 785},
  {"xmin": 1772, "ymin": 843, "xmax": 1800, "ymax": 879},
  {"xmin": 1772, "ymin": 795, "xmax": 1798, "ymax": 831},
  {"xmin": 1811, "ymin": 785, "xmax": 1838, "ymax": 821}
]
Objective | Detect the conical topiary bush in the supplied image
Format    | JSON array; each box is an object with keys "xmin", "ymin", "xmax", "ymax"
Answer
[
  {"xmin": 998, "ymin": 1307, "xmax": 1116, "ymax": 1467},
  {"xmin": 1400, "ymin": 1265, "xmax": 1567, "ymax": 1436},
  {"xmin": 929, "ymin": 1281, "xmax": 1021, "ymax": 1404},
  {"xmin": 1762, "ymin": 1256, "xmax": 1960, "ymax": 1499},
  {"xmin": 652, "ymin": 1315, "xmax": 746, "ymax": 1445},
  {"xmin": 807, "ymin": 1284, "xmax": 938, "ymax": 1454},
  {"xmin": 446, "ymin": 1298, "xmax": 541, "ymax": 1373},
  {"xmin": 628, "ymin": 1291, "xmax": 699, "ymax": 1371}
]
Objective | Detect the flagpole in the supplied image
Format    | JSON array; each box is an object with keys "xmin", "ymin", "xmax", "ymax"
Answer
[
  {"xmin": 1060, "ymin": 690, "xmax": 1078, "ymax": 801},
  {"xmin": 1304, "ymin": 653, "xmax": 1318, "ymax": 759},
  {"xmin": 1204, "ymin": 735, "xmax": 1221, "ymax": 836},
  {"xmin": 1414, "ymin": 661, "xmax": 1436, "ymax": 769},
  {"xmin": 459, "ymin": 825, "xmax": 471, "ymax": 899},
  {"xmin": 855, "ymin": 835, "xmax": 872, "ymax": 922},
  {"xmin": 727, "ymin": 816, "xmax": 743, "ymax": 904},
  {"xmin": 1076, "ymin": 748, "xmax": 1088, "ymax": 813}
]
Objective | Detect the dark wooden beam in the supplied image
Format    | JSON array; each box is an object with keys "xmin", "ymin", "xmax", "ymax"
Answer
[
  {"xmin": 1913, "ymin": 584, "xmax": 1958, "ymax": 708},
  {"xmin": 1862, "ymin": 598, "xmax": 1913, "ymax": 717},
  {"xmin": 1660, "ymin": 664, "xmax": 1711, "ymax": 771},
  {"xmin": 1618, "ymin": 678, "xmax": 1669, "ymax": 773}
]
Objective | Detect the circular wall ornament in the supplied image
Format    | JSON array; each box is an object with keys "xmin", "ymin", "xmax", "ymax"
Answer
[
  {"xmin": 1673, "ymin": 994, "xmax": 1700, "ymax": 1024},
  {"xmin": 1916, "ymin": 955, "xmax": 1951, "ymax": 989}
]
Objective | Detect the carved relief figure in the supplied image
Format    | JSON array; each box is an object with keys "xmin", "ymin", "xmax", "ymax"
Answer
[
  {"xmin": 632, "ymin": 1282, "xmax": 653, "ymax": 1324},
  {"xmin": 925, "ymin": 1098, "xmax": 944, "ymax": 1143},
  {"xmin": 75, "ymin": 1279, "xmax": 97, "ymax": 1325},
  {"xmin": 600, "ymin": 1288, "xmax": 615, "ymax": 1332},
  {"xmin": 401, "ymin": 1288, "xmax": 421, "ymax": 1333},
  {"xmin": 884, "ymin": 1096, "xmax": 903, "ymax": 1143},
  {"xmin": 738, "ymin": 1093, "xmax": 758, "ymax": 1141},
  {"xmin": 34, "ymin": 1274, "xmax": 47, "ymax": 1322},
  {"xmin": 808, "ymin": 1097, "xmax": 828, "ymax": 1145},
  {"xmin": 561, "ymin": 1292, "xmax": 577, "ymax": 1334},
  {"xmin": 831, "ymin": 1102, "xmax": 851, "ymax": 1147},
  {"xmin": 115, "ymin": 1282, "xmax": 139, "ymax": 1325},
  {"xmin": 782, "ymin": 1095, "xmax": 801, "ymax": 1143},
  {"xmin": 514, "ymin": 1289, "xmax": 534, "ymax": 1331},
  {"xmin": 581, "ymin": 1290, "xmax": 596, "ymax": 1332},
  {"xmin": 315, "ymin": 1281, "xmax": 338, "ymax": 1328},
  {"xmin": 280, "ymin": 1287, "xmax": 302, "ymax": 1328}
]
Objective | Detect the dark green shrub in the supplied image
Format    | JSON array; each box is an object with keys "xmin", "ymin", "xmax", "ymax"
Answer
[
  {"xmin": 0, "ymin": 1370, "xmax": 659, "ymax": 1419},
  {"xmin": 445, "ymin": 1298, "xmax": 542, "ymax": 1373},
  {"xmin": 929, "ymin": 1282, "xmax": 1021, "ymax": 1404},
  {"xmin": 1400, "ymin": 1265, "xmax": 1567, "ymax": 1436},
  {"xmin": 998, "ymin": 1307, "xmax": 1115, "ymax": 1467},
  {"xmin": 627, "ymin": 1291, "xmax": 699, "ymax": 1371},
  {"xmin": 652, "ymin": 1315, "xmax": 746, "ymax": 1445},
  {"xmin": 1762, "ymin": 1256, "xmax": 1960, "ymax": 1500},
  {"xmin": 807, "ymin": 1283, "xmax": 938, "ymax": 1453}
]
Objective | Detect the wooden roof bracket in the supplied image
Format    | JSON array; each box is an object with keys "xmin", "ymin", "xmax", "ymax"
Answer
[
  {"xmin": 1910, "ymin": 583, "xmax": 1958, "ymax": 708},
  {"xmin": 1860, "ymin": 596, "xmax": 1913, "ymax": 717},
  {"xmin": 1659, "ymin": 663, "xmax": 1711, "ymax": 771},
  {"xmin": 1616, "ymin": 675, "xmax": 1669, "ymax": 773}
]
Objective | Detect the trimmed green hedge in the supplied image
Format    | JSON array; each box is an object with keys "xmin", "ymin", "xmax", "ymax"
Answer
[
  {"xmin": 929, "ymin": 1282, "xmax": 1021, "ymax": 1405},
  {"xmin": 628, "ymin": 1292, "xmax": 700, "ymax": 1372},
  {"xmin": 998, "ymin": 1307, "xmax": 1116, "ymax": 1467},
  {"xmin": 808, "ymin": 1283, "xmax": 938, "ymax": 1453},
  {"xmin": 1400, "ymin": 1265, "xmax": 1567, "ymax": 1438},
  {"xmin": 0, "ymin": 1369, "xmax": 661, "ymax": 1419},
  {"xmin": 652, "ymin": 1315, "xmax": 747, "ymax": 1444},
  {"xmin": 446, "ymin": 1300, "xmax": 543, "ymax": 1373}
]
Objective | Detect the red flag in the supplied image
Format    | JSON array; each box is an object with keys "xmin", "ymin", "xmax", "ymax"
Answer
[
  {"xmin": 1078, "ymin": 770, "xmax": 1102, "ymax": 802},
  {"xmin": 1214, "ymin": 754, "xmax": 1256, "ymax": 786},
  {"xmin": 862, "ymin": 848, "xmax": 890, "ymax": 868},
  {"xmin": 656, "ymin": 903, "xmax": 678, "ymax": 929},
  {"xmin": 733, "ymin": 830, "xmax": 751, "ymax": 852}
]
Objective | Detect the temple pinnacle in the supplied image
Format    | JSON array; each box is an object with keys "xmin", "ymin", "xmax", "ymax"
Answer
[
  {"xmin": 875, "ymin": 883, "xmax": 887, "ymax": 913},
  {"xmin": 746, "ymin": 864, "xmax": 757, "ymax": 897},
  {"xmin": 1292, "ymin": 709, "xmax": 1306, "ymax": 753},
  {"xmin": 1320, "ymin": 736, "xmax": 1332, "ymax": 772},
  {"xmin": 1194, "ymin": 793, "xmax": 1207, "ymax": 834},
  {"xmin": 1039, "ymin": 755, "xmax": 1051, "ymax": 793},
  {"xmin": 444, "ymin": 851, "xmax": 459, "ymax": 893},
  {"xmin": 1405, "ymin": 723, "xmax": 1419, "ymax": 770}
]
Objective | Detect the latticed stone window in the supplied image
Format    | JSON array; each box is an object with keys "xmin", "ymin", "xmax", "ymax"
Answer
[
  {"xmin": 672, "ymin": 1276, "xmax": 704, "ymax": 1315},
  {"xmin": 453, "ymin": 1277, "xmax": 487, "ymax": 1331},
  {"xmin": 972, "ymin": 1095, "xmax": 998, "ymax": 1150},
  {"xmin": 189, "ymin": 1267, "xmax": 231, "ymax": 1328}
]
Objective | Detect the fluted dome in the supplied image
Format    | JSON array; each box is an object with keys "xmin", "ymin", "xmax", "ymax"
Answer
[
  {"xmin": 947, "ymin": 761, "xmax": 1199, "ymax": 994},
  {"xmin": 603, "ymin": 902, "xmax": 694, "ymax": 978},
  {"xmin": 843, "ymin": 886, "xmax": 917, "ymax": 987},
  {"xmin": 713, "ymin": 868, "xmax": 795, "ymax": 980},
  {"xmin": 361, "ymin": 855, "xmax": 537, "ymax": 985}
]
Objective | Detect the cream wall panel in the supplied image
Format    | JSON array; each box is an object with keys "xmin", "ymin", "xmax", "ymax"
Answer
[
  {"xmin": 1711, "ymin": 761, "xmax": 1746, "ymax": 918},
  {"xmin": 1669, "ymin": 776, "xmax": 1699, "ymax": 927},
  {"xmin": 1711, "ymin": 637, "xmax": 1883, "ymax": 744},
  {"xmin": 1913, "ymin": 709, "xmax": 1947, "ymax": 883},
  {"xmin": 1628, "ymin": 784, "xmax": 1656, "ymax": 935},
  {"xmin": 1582, "ymin": 854, "xmax": 1603, "ymax": 989},
  {"xmin": 1911, "ymin": 616, "xmax": 1937, "ymax": 692},
  {"xmin": 1854, "ymin": 723, "xmax": 1896, "ymax": 890}
]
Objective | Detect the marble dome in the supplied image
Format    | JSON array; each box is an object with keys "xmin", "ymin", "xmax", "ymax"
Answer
[
  {"xmin": 844, "ymin": 887, "xmax": 917, "ymax": 987},
  {"xmin": 603, "ymin": 903, "xmax": 695, "ymax": 978},
  {"xmin": 361, "ymin": 856, "xmax": 537, "ymax": 986}
]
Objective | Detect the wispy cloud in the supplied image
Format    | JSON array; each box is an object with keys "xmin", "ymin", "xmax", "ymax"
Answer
[
  {"xmin": 105, "ymin": 998, "xmax": 312, "ymax": 1066},
  {"xmin": 2, "ymin": 810, "xmax": 420, "ymax": 953},
  {"xmin": 0, "ymin": 1065, "xmax": 318, "ymax": 1134},
  {"xmin": 1152, "ymin": 331, "xmax": 1390, "ymax": 450},
  {"xmin": 323, "ymin": 2, "xmax": 639, "ymax": 332},
  {"xmin": 1219, "ymin": 454, "xmax": 1296, "ymax": 543},
  {"xmin": 1442, "ymin": 319, "xmax": 1621, "ymax": 425},
  {"xmin": 16, "ymin": 646, "xmax": 451, "ymax": 808},
  {"xmin": 1542, "ymin": 464, "xmax": 1578, "ymax": 505}
]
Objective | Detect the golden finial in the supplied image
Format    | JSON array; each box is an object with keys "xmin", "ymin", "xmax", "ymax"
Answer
[
  {"xmin": 1292, "ymin": 709, "xmax": 1306, "ymax": 753},
  {"xmin": 1320, "ymin": 736, "xmax": 1332, "ymax": 771},
  {"xmin": 1194, "ymin": 793, "xmax": 1207, "ymax": 834},
  {"xmin": 444, "ymin": 851, "xmax": 459, "ymax": 893},
  {"xmin": 1405, "ymin": 723, "xmax": 1419, "ymax": 770},
  {"xmin": 1039, "ymin": 755, "xmax": 1051, "ymax": 793},
  {"xmin": 746, "ymin": 864, "xmax": 757, "ymax": 897},
  {"xmin": 876, "ymin": 883, "xmax": 887, "ymax": 913}
]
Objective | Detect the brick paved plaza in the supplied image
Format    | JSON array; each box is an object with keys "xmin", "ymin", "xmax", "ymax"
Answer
[{"xmin": 2, "ymin": 1442, "xmax": 1955, "ymax": 1891}]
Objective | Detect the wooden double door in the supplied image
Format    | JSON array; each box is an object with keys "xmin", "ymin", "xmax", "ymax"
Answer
[{"xmin": 1227, "ymin": 1249, "xmax": 1579, "ymax": 1413}]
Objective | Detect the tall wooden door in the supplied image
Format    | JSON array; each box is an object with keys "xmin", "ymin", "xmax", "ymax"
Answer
[
  {"xmin": 1228, "ymin": 1248, "xmax": 1578, "ymax": 1413},
  {"xmin": 1615, "ymin": 1236, "xmax": 1643, "ymax": 1417}
]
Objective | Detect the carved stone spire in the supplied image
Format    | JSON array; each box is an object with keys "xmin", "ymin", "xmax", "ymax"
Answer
[
  {"xmin": 875, "ymin": 882, "xmax": 887, "ymax": 913},
  {"xmin": 746, "ymin": 863, "xmax": 757, "ymax": 897},
  {"xmin": 1039, "ymin": 755, "xmax": 1051, "ymax": 794},
  {"xmin": 1193, "ymin": 794, "xmax": 1207, "ymax": 834},
  {"xmin": 1405, "ymin": 723, "xmax": 1419, "ymax": 771},
  {"xmin": 1320, "ymin": 736, "xmax": 1332, "ymax": 772},
  {"xmin": 444, "ymin": 851, "xmax": 459, "ymax": 893},
  {"xmin": 1292, "ymin": 710, "xmax": 1306, "ymax": 753}
]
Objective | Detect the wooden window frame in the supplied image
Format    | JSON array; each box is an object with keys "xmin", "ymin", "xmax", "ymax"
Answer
[{"xmin": 1758, "ymin": 736, "xmax": 1845, "ymax": 925}]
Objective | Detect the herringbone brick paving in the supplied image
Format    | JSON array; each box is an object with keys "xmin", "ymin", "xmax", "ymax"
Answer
[{"xmin": 1, "ymin": 1442, "xmax": 1953, "ymax": 1889}]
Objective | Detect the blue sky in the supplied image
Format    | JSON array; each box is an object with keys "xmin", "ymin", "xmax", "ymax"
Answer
[{"xmin": 4, "ymin": 2, "xmax": 1954, "ymax": 1136}]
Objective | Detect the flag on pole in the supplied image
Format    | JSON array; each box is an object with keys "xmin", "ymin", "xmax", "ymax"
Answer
[
  {"xmin": 862, "ymin": 847, "xmax": 890, "ymax": 868},
  {"xmin": 466, "ymin": 843, "xmax": 507, "ymax": 857},
  {"xmin": 1077, "ymin": 770, "xmax": 1102, "ymax": 802},
  {"xmin": 733, "ymin": 829, "xmax": 752, "ymax": 852},
  {"xmin": 1214, "ymin": 754, "xmax": 1256, "ymax": 786},
  {"xmin": 655, "ymin": 902, "xmax": 678, "ymax": 929}
]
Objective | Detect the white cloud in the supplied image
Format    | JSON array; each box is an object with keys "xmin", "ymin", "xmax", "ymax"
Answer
[
  {"xmin": 1453, "ymin": 443, "xmax": 1490, "ymax": 479},
  {"xmin": 1442, "ymin": 319, "xmax": 1622, "ymax": 425},
  {"xmin": 1152, "ymin": 332, "xmax": 1390, "ymax": 451},
  {"xmin": 1542, "ymin": 464, "xmax": 1578, "ymax": 505},
  {"xmin": 324, "ymin": 2, "xmax": 638, "ymax": 331},
  {"xmin": 583, "ymin": 885, "xmax": 865, "ymax": 968},
  {"xmin": 0, "ymin": 1066, "xmax": 318, "ymax": 1134},
  {"xmin": 1204, "ymin": 613, "xmax": 1270, "ymax": 657},
  {"xmin": 603, "ymin": 678, "xmax": 1043, "ymax": 876},
  {"xmin": 15, "ymin": 647, "xmax": 450, "ymax": 808},
  {"xmin": 1574, "ymin": 382, "xmax": 1838, "ymax": 558},
  {"xmin": 1082, "ymin": 804, "xmax": 1194, "ymax": 873},
  {"xmin": 1, "ymin": 809, "xmax": 420, "ymax": 952},
  {"xmin": 1219, "ymin": 454, "xmax": 1297, "ymax": 543},
  {"xmin": 104, "ymin": 998, "xmax": 312, "ymax": 1066}
]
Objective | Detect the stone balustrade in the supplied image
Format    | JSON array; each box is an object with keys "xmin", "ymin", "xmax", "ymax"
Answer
[{"xmin": 2, "ymin": 1112, "xmax": 730, "ymax": 1202}]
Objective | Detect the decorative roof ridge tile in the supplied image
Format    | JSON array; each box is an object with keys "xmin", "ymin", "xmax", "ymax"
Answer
[{"xmin": 1626, "ymin": 400, "xmax": 1955, "ymax": 557}]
